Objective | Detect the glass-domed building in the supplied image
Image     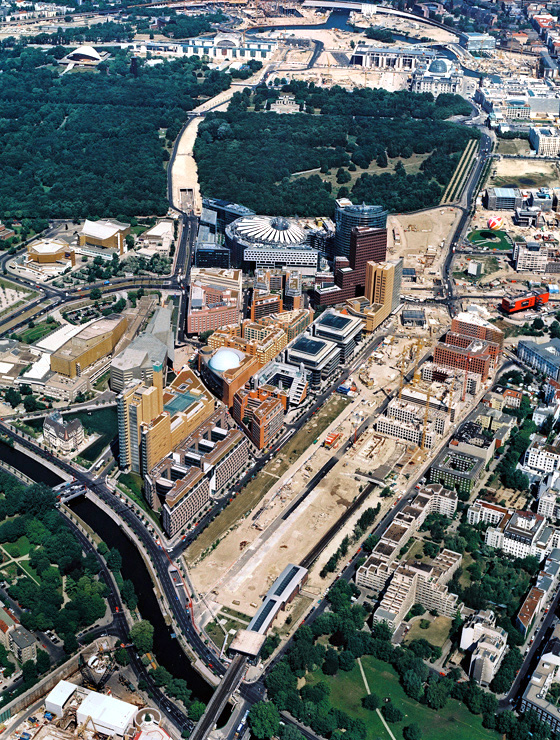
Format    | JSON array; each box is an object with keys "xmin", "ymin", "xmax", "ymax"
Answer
[
  {"xmin": 225, "ymin": 215, "xmax": 319, "ymax": 273},
  {"xmin": 410, "ymin": 56, "xmax": 463, "ymax": 96}
]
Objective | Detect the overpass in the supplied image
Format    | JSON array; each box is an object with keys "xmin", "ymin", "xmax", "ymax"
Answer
[{"xmin": 189, "ymin": 655, "xmax": 248, "ymax": 740}]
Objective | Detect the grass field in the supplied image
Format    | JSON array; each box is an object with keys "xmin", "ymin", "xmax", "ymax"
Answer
[
  {"xmin": 496, "ymin": 138, "xmax": 531, "ymax": 157},
  {"xmin": 307, "ymin": 656, "xmax": 499, "ymax": 740},
  {"xmin": 3, "ymin": 535, "xmax": 32, "ymax": 558},
  {"xmin": 404, "ymin": 616, "xmax": 452, "ymax": 648},
  {"xmin": 467, "ymin": 229, "xmax": 512, "ymax": 251},
  {"xmin": 19, "ymin": 320, "xmax": 60, "ymax": 345},
  {"xmin": 186, "ymin": 395, "xmax": 351, "ymax": 561},
  {"xmin": 118, "ymin": 472, "xmax": 161, "ymax": 527},
  {"xmin": 291, "ymin": 153, "xmax": 430, "ymax": 194},
  {"xmin": 490, "ymin": 318, "xmax": 523, "ymax": 339}
]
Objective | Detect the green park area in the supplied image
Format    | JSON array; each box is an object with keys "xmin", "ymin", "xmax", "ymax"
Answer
[
  {"xmin": 18, "ymin": 319, "xmax": 60, "ymax": 345},
  {"xmin": 403, "ymin": 616, "xmax": 452, "ymax": 648},
  {"xmin": 306, "ymin": 656, "xmax": 499, "ymax": 740},
  {"xmin": 186, "ymin": 394, "xmax": 350, "ymax": 561},
  {"xmin": 195, "ymin": 85, "xmax": 474, "ymax": 216},
  {"xmin": 467, "ymin": 229, "xmax": 512, "ymax": 251}
]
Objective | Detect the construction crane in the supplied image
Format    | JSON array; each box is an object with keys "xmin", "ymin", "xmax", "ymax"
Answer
[
  {"xmin": 421, "ymin": 389, "xmax": 431, "ymax": 451},
  {"xmin": 398, "ymin": 349, "xmax": 408, "ymax": 400},
  {"xmin": 76, "ymin": 716, "xmax": 94, "ymax": 738},
  {"xmin": 462, "ymin": 353, "xmax": 470, "ymax": 402},
  {"xmin": 413, "ymin": 338, "xmax": 426, "ymax": 386}
]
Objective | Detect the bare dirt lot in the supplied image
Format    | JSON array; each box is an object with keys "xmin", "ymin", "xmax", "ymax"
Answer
[
  {"xmin": 389, "ymin": 207, "xmax": 461, "ymax": 290},
  {"xmin": 185, "ymin": 394, "xmax": 351, "ymax": 564},
  {"xmin": 488, "ymin": 157, "xmax": 560, "ymax": 190}
]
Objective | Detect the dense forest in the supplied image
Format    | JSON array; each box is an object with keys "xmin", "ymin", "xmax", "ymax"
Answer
[
  {"xmin": 0, "ymin": 45, "xmax": 231, "ymax": 219},
  {"xmin": 194, "ymin": 84, "xmax": 477, "ymax": 216},
  {"xmin": 26, "ymin": 11, "xmax": 224, "ymax": 44}
]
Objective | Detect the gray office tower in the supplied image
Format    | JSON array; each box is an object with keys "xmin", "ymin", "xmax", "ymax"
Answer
[{"xmin": 334, "ymin": 199, "xmax": 388, "ymax": 259}]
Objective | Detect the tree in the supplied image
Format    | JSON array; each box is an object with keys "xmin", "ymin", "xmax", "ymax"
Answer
[
  {"xmin": 19, "ymin": 384, "xmax": 32, "ymax": 395},
  {"xmin": 125, "ymin": 234, "xmax": 135, "ymax": 250},
  {"xmin": 98, "ymin": 541, "xmax": 109, "ymax": 556},
  {"xmin": 382, "ymin": 703, "xmax": 403, "ymax": 723},
  {"xmin": 90, "ymin": 287, "xmax": 102, "ymax": 300},
  {"xmin": 402, "ymin": 669, "xmax": 424, "ymax": 701},
  {"xmin": 107, "ymin": 548, "xmax": 122, "ymax": 572},
  {"xmin": 248, "ymin": 701, "xmax": 280, "ymax": 739},
  {"xmin": 150, "ymin": 666, "xmax": 172, "ymax": 686},
  {"xmin": 338, "ymin": 650, "xmax": 355, "ymax": 672},
  {"xmin": 532, "ymin": 317, "xmax": 544, "ymax": 330},
  {"xmin": 130, "ymin": 620, "xmax": 154, "ymax": 654},
  {"xmin": 362, "ymin": 693, "xmax": 380, "ymax": 710},
  {"xmin": 551, "ymin": 320, "xmax": 560, "ymax": 339},
  {"xmin": 23, "ymin": 395, "xmax": 43, "ymax": 413},
  {"xmin": 199, "ymin": 330, "xmax": 214, "ymax": 343},
  {"xmin": 5, "ymin": 388, "xmax": 21, "ymax": 408},
  {"xmin": 322, "ymin": 648, "xmax": 339, "ymax": 675},
  {"xmin": 36, "ymin": 649, "xmax": 51, "ymax": 675},
  {"xmin": 21, "ymin": 659, "xmax": 38, "ymax": 686},
  {"xmin": 115, "ymin": 648, "xmax": 130, "ymax": 666},
  {"xmin": 403, "ymin": 724, "xmax": 422, "ymax": 740},
  {"xmin": 188, "ymin": 701, "xmax": 206, "ymax": 721},
  {"xmin": 336, "ymin": 168, "xmax": 351, "ymax": 184},
  {"xmin": 424, "ymin": 678, "xmax": 451, "ymax": 710},
  {"xmin": 63, "ymin": 633, "xmax": 78, "ymax": 654},
  {"xmin": 260, "ymin": 633, "xmax": 280, "ymax": 660}
]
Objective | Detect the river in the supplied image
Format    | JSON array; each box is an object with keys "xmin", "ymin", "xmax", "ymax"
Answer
[
  {"xmin": 0, "ymin": 440, "xmax": 214, "ymax": 704},
  {"xmin": 249, "ymin": 9, "xmax": 480, "ymax": 78}
]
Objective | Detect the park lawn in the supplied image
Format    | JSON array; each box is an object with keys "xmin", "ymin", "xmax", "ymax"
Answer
[
  {"xmin": 403, "ymin": 616, "xmax": 452, "ymax": 648},
  {"xmin": 19, "ymin": 320, "xmax": 60, "ymax": 345},
  {"xmin": 306, "ymin": 662, "xmax": 398, "ymax": 740},
  {"xmin": 467, "ymin": 229, "xmax": 512, "ymax": 251},
  {"xmin": 459, "ymin": 553, "xmax": 474, "ymax": 588},
  {"xmin": 307, "ymin": 656, "xmax": 499, "ymax": 740},
  {"xmin": 94, "ymin": 370, "xmax": 111, "ymax": 391},
  {"xmin": 118, "ymin": 472, "xmax": 161, "ymax": 527},
  {"xmin": 206, "ymin": 620, "xmax": 227, "ymax": 650},
  {"xmin": 4, "ymin": 535, "xmax": 33, "ymax": 558},
  {"xmin": 186, "ymin": 395, "xmax": 351, "ymax": 561},
  {"xmin": 292, "ymin": 152, "xmax": 430, "ymax": 195},
  {"xmin": 270, "ymin": 395, "xmax": 351, "ymax": 479},
  {"xmin": 66, "ymin": 407, "xmax": 118, "ymax": 462},
  {"xmin": 18, "ymin": 560, "xmax": 40, "ymax": 584},
  {"xmin": 26, "ymin": 407, "xmax": 118, "ymax": 462},
  {"xmin": 496, "ymin": 138, "xmax": 531, "ymax": 157}
]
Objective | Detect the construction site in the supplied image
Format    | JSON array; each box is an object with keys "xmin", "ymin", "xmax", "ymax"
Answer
[
  {"xmin": 189, "ymin": 320, "xmax": 491, "ymax": 649},
  {"xmin": 389, "ymin": 208, "xmax": 462, "ymax": 301},
  {"xmin": 1, "ymin": 640, "xmax": 158, "ymax": 740}
]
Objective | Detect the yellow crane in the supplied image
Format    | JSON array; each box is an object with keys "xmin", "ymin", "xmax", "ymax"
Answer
[
  {"xmin": 421, "ymin": 389, "xmax": 431, "ymax": 451},
  {"xmin": 412, "ymin": 337, "xmax": 427, "ymax": 386},
  {"xmin": 398, "ymin": 348, "xmax": 408, "ymax": 400}
]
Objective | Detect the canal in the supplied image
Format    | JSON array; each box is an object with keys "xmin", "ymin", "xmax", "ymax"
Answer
[{"xmin": 0, "ymin": 440, "xmax": 214, "ymax": 704}]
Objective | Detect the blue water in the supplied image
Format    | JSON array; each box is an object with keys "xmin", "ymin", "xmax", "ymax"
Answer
[{"xmin": 249, "ymin": 9, "xmax": 480, "ymax": 77}]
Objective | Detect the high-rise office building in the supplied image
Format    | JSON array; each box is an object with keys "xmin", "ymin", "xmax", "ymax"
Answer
[
  {"xmin": 118, "ymin": 363, "xmax": 164, "ymax": 473},
  {"xmin": 365, "ymin": 258, "xmax": 403, "ymax": 314},
  {"xmin": 118, "ymin": 366, "xmax": 214, "ymax": 475},
  {"xmin": 312, "ymin": 226, "xmax": 388, "ymax": 307},
  {"xmin": 334, "ymin": 199, "xmax": 388, "ymax": 259}
]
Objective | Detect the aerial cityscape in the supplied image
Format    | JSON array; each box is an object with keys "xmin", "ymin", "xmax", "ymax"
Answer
[{"xmin": 5, "ymin": 0, "xmax": 560, "ymax": 739}]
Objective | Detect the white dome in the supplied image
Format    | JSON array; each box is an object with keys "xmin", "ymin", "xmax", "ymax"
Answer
[
  {"xmin": 209, "ymin": 348, "xmax": 243, "ymax": 373},
  {"xmin": 69, "ymin": 45, "xmax": 102, "ymax": 61},
  {"xmin": 232, "ymin": 215, "xmax": 307, "ymax": 246}
]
